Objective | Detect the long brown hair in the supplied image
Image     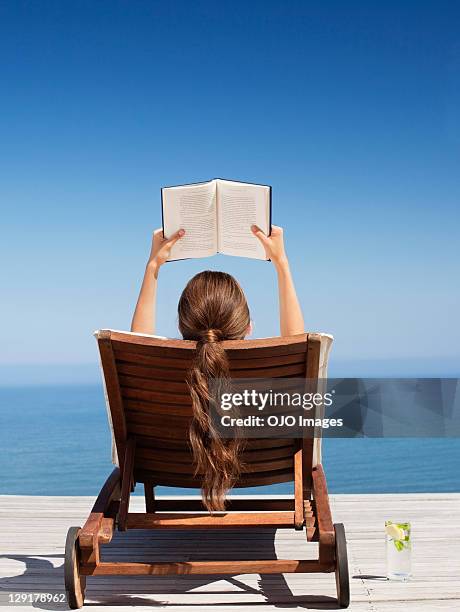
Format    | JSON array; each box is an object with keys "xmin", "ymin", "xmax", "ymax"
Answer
[{"xmin": 178, "ymin": 271, "xmax": 250, "ymax": 512}]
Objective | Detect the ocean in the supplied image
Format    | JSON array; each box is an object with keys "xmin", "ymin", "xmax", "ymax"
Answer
[{"xmin": 1, "ymin": 385, "xmax": 459, "ymax": 496}]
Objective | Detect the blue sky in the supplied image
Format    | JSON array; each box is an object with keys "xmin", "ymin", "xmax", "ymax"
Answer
[{"xmin": 1, "ymin": 0, "xmax": 459, "ymax": 382}]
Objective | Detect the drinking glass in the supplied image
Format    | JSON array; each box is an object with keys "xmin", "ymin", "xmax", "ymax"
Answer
[{"xmin": 385, "ymin": 520, "xmax": 412, "ymax": 581}]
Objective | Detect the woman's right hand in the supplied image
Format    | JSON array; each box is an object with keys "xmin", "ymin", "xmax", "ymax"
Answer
[
  {"xmin": 251, "ymin": 224, "xmax": 288, "ymax": 267},
  {"xmin": 147, "ymin": 228, "xmax": 185, "ymax": 270}
]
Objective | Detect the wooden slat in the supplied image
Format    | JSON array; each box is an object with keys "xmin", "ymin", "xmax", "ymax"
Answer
[
  {"xmin": 114, "ymin": 350, "xmax": 192, "ymax": 369},
  {"xmin": 114, "ymin": 349, "xmax": 307, "ymax": 371},
  {"xmin": 134, "ymin": 468, "xmax": 294, "ymax": 488},
  {"xmin": 135, "ymin": 444, "xmax": 295, "ymax": 464},
  {"xmin": 294, "ymin": 440, "xmax": 304, "ymax": 529},
  {"xmin": 305, "ymin": 500, "xmax": 317, "ymax": 541},
  {"xmin": 244, "ymin": 438, "xmax": 296, "ymax": 450},
  {"xmin": 110, "ymin": 333, "xmax": 308, "ymax": 361},
  {"xmin": 219, "ymin": 337, "xmax": 308, "ymax": 359},
  {"xmin": 126, "ymin": 412, "xmax": 191, "ymax": 430},
  {"xmin": 245, "ymin": 442, "xmax": 296, "ymax": 459},
  {"xmin": 123, "ymin": 382, "xmax": 306, "ymax": 412},
  {"xmin": 229, "ymin": 469, "xmax": 294, "ymax": 487},
  {"xmin": 125, "ymin": 400, "xmax": 302, "ymax": 421},
  {"xmin": 117, "ymin": 362, "xmax": 190, "ymax": 381},
  {"xmin": 302, "ymin": 333, "xmax": 321, "ymax": 497},
  {"xmin": 152, "ymin": 498, "xmax": 296, "ymax": 511},
  {"xmin": 97, "ymin": 334, "xmax": 127, "ymax": 466},
  {"xmin": 131, "ymin": 436, "xmax": 295, "ymax": 452},
  {"xmin": 126, "ymin": 409, "xmax": 191, "ymax": 423},
  {"xmin": 233, "ymin": 363, "xmax": 306, "ymax": 377},
  {"xmin": 117, "ymin": 361, "xmax": 306, "ymax": 381},
  {"xmin": 124, "ymin": 398, "xmax": 192, "ymax": 417},
  {"xmin": 121, "ymin": 386, "xmax": 192, "ymax": 406},
  {"xmin": 135, "ymin": 459, "xmax": 195, "ymax": 475},
  {"xmin": 120, "ymin": 375, "xmax": 190, "ymax": 395},
  {"xmin": 135, "ymin": 456, "xmax": 293, "ymax": 475},
  {"xmin": 112, "ymin": 339, "xmax": 195, "ymax": 359},
  {"xmin": 127, "ymin": 424, "xmax": 190, "ymax": 442},
  {"xmin": 108, "ymin": 330, "xmax": 308, "ymax": 349},
  {"xmin": 229, "ymin": 352, "xmax": 307, "ymax": 369},
  {"xmin": 126, "ymin": 511, "xmax": 297, "ymax": 529},
  {"xmin": 118, "ymin": 438, "xmax": 136, "ymax": 531},
  {"xmin": 88, "ymin": 559, "xmax": 332, "ymax": 576}
]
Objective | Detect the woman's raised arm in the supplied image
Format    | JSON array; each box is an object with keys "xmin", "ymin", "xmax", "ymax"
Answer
[
  {"xmin": 130, "ymin": 228, "xmax": 184, "ymax": 334},
  {"xmin": 251, "ymin": 224, "xmax": 305, "ymax": 337}
]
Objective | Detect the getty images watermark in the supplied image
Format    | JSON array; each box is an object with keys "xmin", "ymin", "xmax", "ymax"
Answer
[
  {"xmin": 219, "ymin": 387, "xmax": 342, "ymax": 430},
  {"xmin": 209, "ymin": 378, "xmax": 460, "ymax": 438}
]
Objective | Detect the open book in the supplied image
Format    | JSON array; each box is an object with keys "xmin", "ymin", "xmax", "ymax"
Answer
[{"xmin": 161, "ymin": 178, "xmax": 272, "ymax": 261}]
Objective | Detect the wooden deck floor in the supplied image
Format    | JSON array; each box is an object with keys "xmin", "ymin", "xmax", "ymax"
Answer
[{"xmin": 0, "ymin": 493, "xmax": 459, "ymax": 611}]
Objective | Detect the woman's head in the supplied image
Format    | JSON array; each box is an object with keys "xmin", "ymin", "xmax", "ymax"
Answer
[
  {"xmin": 178, "ymin": 270, "xmax": 250, "ymax": 342},
  {"xmin": 178, "ymin": 271, "xmax": 250, "ymax": 512}
]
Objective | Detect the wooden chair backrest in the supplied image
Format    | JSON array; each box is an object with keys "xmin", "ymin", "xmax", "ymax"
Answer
[{"xmin": 97, "ymin": 330, "xmax": 322, "ymax": 490}]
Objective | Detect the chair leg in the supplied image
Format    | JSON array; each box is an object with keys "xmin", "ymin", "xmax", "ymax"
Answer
[
  {"xmin": 118, "ymin": 438, "xmax": 136, "ymax": 531},
  {"xmin": 144, "ymin": 481, "xmax": 155, "ymax": 513}
]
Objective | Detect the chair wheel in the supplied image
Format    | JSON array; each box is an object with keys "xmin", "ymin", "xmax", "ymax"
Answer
[
  {"xmin": 64, "ymin": 526, "xmax": 86, "ymax": 609},
  {"xmin": 334, "ymin": 523, "xmax": 350, "ymax": 608}
]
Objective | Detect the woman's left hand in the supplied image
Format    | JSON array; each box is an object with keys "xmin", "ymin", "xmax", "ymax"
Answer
[{"xmin": 251, "ymin": 224, "xmax": 287, "ymax": 267}]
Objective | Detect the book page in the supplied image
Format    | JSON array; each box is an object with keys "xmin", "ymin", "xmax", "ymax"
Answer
[
  {"xmin": 216, "ymin": 180, "xmax": 270, "ymax": 260},
  {"xmin": 162, "ymin": 181, "xmax": 217, "ymax": 260}
]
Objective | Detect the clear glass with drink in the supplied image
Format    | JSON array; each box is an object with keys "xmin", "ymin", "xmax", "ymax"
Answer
[{"xmin": 385, "ymin": 521, "xmax": 412, "ymax": 581}]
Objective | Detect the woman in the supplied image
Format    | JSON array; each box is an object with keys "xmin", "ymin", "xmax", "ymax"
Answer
[{"xmin": 130, "ymin": 225, "xmax": 304, "ymax": 511}]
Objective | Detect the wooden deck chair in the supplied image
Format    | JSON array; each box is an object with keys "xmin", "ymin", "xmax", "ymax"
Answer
[{"xmin": 64, "ymin": 330, "xmax": 350, "ymax": 608}]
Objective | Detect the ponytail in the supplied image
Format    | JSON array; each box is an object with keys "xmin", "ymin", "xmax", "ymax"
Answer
[
  {"xmin": 178, "ymin": 271, "xmax": 250, "ymax": 512},
  {"xmin": 187, "ymin": 330, "xmax": 243, "ymax": 512}
]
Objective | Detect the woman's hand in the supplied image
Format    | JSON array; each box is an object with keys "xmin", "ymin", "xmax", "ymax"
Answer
[
  {"xmin": 251, "ymin": 224, "xmax": 287, "ymax": 267},
  {"xmin": 131, "ymin": 227, "xmax": 185, "ymax": 335},
  {"xmin": 148, "ymin": 228, "xmax": 185, "ymax": 271},
  {"xmin": 251, "ymin": 223, "xmax": 304, "ymax": 335}
]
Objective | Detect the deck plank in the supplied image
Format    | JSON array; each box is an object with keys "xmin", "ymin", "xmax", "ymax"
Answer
[{"xmin": 0, "ymin": 493, "xmax": 459, "ymax": 611}]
